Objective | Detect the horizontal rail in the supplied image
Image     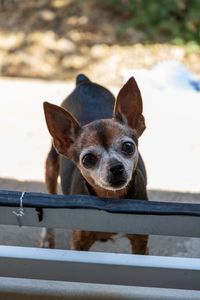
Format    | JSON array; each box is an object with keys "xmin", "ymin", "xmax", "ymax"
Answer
[
  {"xmin": 1, "ymin": 278, "xmax": 200, "ymax": 300},
  {"xmin": 0, "ymin": 246, "xmax": 199, "ymax": 290},
  {"xmin": 1, "ymin": 189, "xmax": 200, "ymax": 216},
  {"xmin": 0, "ymin": 190, "xmax": 200, "ymax": 237},
  {"xmin": 1, "ymin": 206, "xmax": 200, "ymax": 237}
]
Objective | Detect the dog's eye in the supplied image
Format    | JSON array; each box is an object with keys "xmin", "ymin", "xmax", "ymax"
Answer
[
  {"xmin": 82, "ymin": 153, "xmax": 98, "ymax": 168},
  {"xmin": 121, "ymin": 141, "xmax": 135, "ymax": 155}
]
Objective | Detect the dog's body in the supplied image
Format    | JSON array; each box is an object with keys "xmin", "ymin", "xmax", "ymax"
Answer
[{"xmin": 42, "ymin": 74, "xmax": 148, "ymax": 254}]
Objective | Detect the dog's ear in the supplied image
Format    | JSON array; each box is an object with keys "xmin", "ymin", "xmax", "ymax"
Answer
[
  {"xmin": 43, "ymin": 102, "xmax": 80, "ymax": 156},
  {"xmin": 114, "ymin": 77, "xmax": 146, "ymax": 137}
]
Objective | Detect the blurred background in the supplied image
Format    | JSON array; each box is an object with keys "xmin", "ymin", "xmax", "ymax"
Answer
[
  {"xmin": 0, "ymin": 0, "xmax": 200, "ymax": 256},
  {"xmin": 0, "ymin": 0, "xmax": 200, "ymax": 83}
]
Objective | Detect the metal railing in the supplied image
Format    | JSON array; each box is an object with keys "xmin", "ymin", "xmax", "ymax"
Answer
[{"xmin": 0, "ymin": 189, "xmax": 200, "ymax": 297}]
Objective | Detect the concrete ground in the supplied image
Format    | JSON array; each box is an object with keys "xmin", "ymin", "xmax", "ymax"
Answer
[{"xmin": 0, "ymin": 77, "xmax": 200, "ymax": 257}]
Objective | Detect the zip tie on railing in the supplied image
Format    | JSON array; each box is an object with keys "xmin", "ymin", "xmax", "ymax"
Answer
[{"xmin": 12, "ymin": 191, "xmax": 25, "ymax": 227}]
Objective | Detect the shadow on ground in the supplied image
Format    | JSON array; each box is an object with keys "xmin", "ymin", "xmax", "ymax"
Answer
[{"xmin": 0, "ymin": 177, "xmax": 200, "ymax": 258}]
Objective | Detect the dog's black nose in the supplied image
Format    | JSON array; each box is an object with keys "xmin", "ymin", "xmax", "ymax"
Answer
[
  {"xmin": 108, "ymin": 161, "xmax": 127, "ymax": 188},
  {"xmin": 109, "ymin": 163, "xmax": 124, "ymax": 176}
]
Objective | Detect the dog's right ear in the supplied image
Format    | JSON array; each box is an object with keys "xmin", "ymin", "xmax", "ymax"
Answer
[{"xmin": 43, "ymin": 102, "xmax": 80, "ymax": 156}]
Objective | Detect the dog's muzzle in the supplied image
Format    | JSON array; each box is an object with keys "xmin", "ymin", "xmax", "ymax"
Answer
[{"xmin": 107, "ymin": 161, "xmax": 127, "ymax": 188}]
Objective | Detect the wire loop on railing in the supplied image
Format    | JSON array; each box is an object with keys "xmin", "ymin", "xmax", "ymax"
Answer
[{"xmin": 12, "ymin": 191, "xmax": 26, "ymax": 227}]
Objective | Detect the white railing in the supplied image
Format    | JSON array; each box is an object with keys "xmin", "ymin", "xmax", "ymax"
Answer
[{"xmin": 0, "ymin": 189, "xmax": 200, "ymax": 298}]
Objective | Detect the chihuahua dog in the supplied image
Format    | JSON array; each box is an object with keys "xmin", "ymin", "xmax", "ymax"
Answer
[{"xmin": 42, "ymin": 74, "xmax": 148, "ymax": 254}]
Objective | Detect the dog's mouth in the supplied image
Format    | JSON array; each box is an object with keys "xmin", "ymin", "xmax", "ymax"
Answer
[
  {"xmin": 89, "ymin": 170, "xmax": 130, "ymax": 192},
  {"xmin": 99, "ymin": 182, "xmax": 127, "ymax": 191},
  {"xmin": 103, "ymin": 175, "xmax": 129, "ymax": 190}
]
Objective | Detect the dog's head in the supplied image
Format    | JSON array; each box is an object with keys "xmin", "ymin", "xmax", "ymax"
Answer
[{"xmin": 43, "ymin": 77, "xmax": 145, "ymax": 195}]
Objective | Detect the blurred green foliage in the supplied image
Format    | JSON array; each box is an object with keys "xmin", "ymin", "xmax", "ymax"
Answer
[{"xmin": 99, "ymin": 0, "xmax": 200, "ymax": 46}]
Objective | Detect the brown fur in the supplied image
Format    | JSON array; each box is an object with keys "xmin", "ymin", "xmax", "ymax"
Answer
[
  {"xmin": 70, "ymin": 231, "xmax": 114, "ymax": 251},
  {"xmin": 70, "ymin": 231, "xmax": 148, "ymax": 254},
  {"xmin": 43, "ymin": 76, "xmax": 148, "ymax": 254},
  {"xmin": 75, "ymin": 119, "xmax": 136, "ymax": 151},
  {"xmin": 45, "ymin": 146, "xmax": 60, "ymax": 194},
  {"xmin": 71, "ymin": 120, "xmax": 138, "ymax": 200},
  {"xmin": 40, "ymin": 146, "xmax": 59, "ymax": 248}
]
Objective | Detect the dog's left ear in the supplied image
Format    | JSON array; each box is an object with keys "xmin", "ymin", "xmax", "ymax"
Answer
[{"xmin": 114, "ymin": 77, "xmax": 146, "ymax": 137}]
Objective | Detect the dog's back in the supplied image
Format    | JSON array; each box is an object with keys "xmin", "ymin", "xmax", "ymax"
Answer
[{"xmin": 61, "ymin": 74, "xmax": 115, "ymax": 125}]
